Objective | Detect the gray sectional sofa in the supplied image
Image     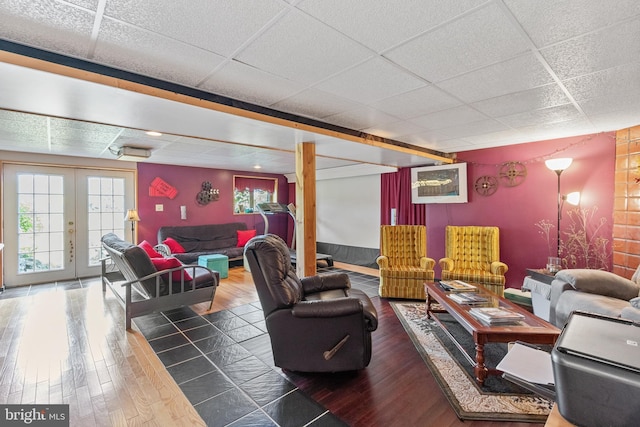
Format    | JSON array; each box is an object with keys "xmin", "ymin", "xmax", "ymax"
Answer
[{"xmin": 549, "ymin": 268, "xmax": 640, "ymax": 328}]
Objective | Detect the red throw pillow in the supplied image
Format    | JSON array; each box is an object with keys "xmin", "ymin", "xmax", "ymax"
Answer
[
  {"xmin": 138, "ymin": 240, "xmax": 162, "ymax": 258},
  {"xmin": 163, "ymin": 237, "xmax": 186, "ymax": 254},
  {"xmin": 151, "ymin": 257, "xmax": 192, "ymax": 281},
  {"xmin": 237, "ymin": 229, "xmax": 257, "ymax": 247}
]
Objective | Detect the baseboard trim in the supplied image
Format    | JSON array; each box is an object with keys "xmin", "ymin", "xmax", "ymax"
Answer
[{"xmin": 316, "ymin": 242, "xmax": 379, "ymax": 269}]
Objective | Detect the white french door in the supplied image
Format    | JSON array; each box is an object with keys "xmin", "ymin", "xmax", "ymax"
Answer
[{"xmin": 3, "ymin": 164, "xmax": 135, "ymax": 287}]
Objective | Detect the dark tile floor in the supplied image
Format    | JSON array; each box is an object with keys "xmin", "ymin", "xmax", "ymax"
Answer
[
  {"xmin": 135, "ymin": 302, "xmax": 341, "ymax": 427},
  {"xmin": 0, "ymin": 267, "xmax": 380, "ymax": 426},
  {"xmin": 134, "ymin": 266, "xmax": 379, "ymax": 427}
]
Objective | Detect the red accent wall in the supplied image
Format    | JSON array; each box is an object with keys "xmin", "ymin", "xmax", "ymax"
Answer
[
  {"xmin": 136, "ymin": 163, "xmax": 289, "ymax": 245},
  {"xmin": 425, "ymin": 132, "xmax": 615, "ymax": 289}
]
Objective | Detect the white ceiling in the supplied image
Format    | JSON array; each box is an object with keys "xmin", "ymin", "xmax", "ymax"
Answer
[{"xmin": 1, "ymin": 0, "xmax": 639, "ymax": 175}]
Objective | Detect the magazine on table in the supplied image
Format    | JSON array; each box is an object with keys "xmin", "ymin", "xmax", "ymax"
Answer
[
  {"xmin": 448, "ymin": 292, "xmax": 488, "ymax": 305},
  {"xmin": 440, "ymin": 280, "xmax": 477, "ymax": 292},
  {"xmin": 469, "ymin": 307, "xmax": 525, "ymax": 324}
]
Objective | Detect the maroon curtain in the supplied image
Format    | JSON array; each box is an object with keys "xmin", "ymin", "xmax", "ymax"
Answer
[
  {"xmin": 234, "ymin": 177, "xmax": 275, "ymax": 192},
  {"xmin": 380, "ymin": 167, "xmax": 425, "ymax": 225}
]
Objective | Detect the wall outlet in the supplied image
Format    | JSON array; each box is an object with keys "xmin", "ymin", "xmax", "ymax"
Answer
[{"xmin": 155, "ymin": 204, "xmax": 164, "ymax": 212}]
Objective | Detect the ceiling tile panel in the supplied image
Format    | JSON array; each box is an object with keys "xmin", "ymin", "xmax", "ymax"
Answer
[
  {"xmin": 0, "ymin": 111, "xmax": 48, "ymax": 146},
  {"xmin": 93, "ymin": 18, "xmax": 226, "ymax": 86},
  {"xmin": 49, "ymin": 118, "xmax": 123, "ymax": 150},
  {"xmin": 314, "ymin": 57, "xmax": 426, "ymax": 104},
  {"xmin": 436, "ymin": 53, "xmax": 555, "ymax": 103},
  {"xmin": 418, "ymin": 136, "xmax": 474, "ymax": 153},
  {"xmin": 235, "ymin": 10, "xmax": 373, "ymax": 85},
  {"xmin": 1, "ymin": 1, "xmax": 640, "ymax": 170},
  {"xmin": 472, "ymin": 84, "xmax": 571, "ymax": 117},
  {"xmin": 432, "ymin": 119, "xmax": 509, "ymax": 140},
  {"xmin": 589, "ymin": 106, "xmax": 640, "ymax": 133},
  {"xmin": 322, "ymin": 106, "xmax": 400, "ymax": 131},
  {"xmin": 459, "ymin": 129, "xmax": 527, "ymax": 146},
  {"xmin": 541, "ymin": 16, "xmax": 640, "ymax": 80},
  {"xmin": 363, "ymin": 121, "xmax": 428, "ymax": 140},
  {"xmin": 66, "ymin": 1, "xmax": 100, "ymax": 8},
  {"xmin": 562, "ymin": 60, "xmax": 640, "ymax": 102},
  {"xmin": 579, "ymin": 92, "xmax": 640, "ymax": 118},
  {"xmin": 384, "ymin": 3, "xmax": 530, "ymax": 83},
  {"xmin": 103, "ymin": 0, "xmax": 286, "ymax": 57},
  {"xmin": 199, "ymin": 60, "xmax": 306, "ymax": 106},
  {"xmin": 271, "ymin": 88, "xmax": 362, "ymax": 120},
  {"xmin": 504, "ymin": 0, "xmax": 640, "ymax": 48},
  {"xmin": 515, "ymin": 118, "xmax": 595, "ymax": 140},
  {"xmin": 296, "ymin": 0, "xmax": 488, "ymax": 53},
  {"xmin": 0, "ymin": 1, "xmax": 95, "ymax": 57},
  {"xmin": 409, "ymin": 105, "xmax": 489, "ymax": 131},
  {"xmin": 498, "ymin": 104, "xmax": 583, "ymax": 128},
  {"xmin": 401, "ymin": 130, "xmax": 445, "ymax": 147},
  {"xmin": 369, "ymin": 85, "xmax": 462, "ymax": 119}
]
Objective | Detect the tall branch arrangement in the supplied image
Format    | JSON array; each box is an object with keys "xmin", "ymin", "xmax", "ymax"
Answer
[{"xmin": 535, "ymin": 206, "xmax": 610, "ymax": 270}]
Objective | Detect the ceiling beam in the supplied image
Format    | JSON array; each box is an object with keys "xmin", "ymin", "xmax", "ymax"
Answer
[{"xmin": 0, "ymin": 45, "xmax": 453, "ymax": 166}]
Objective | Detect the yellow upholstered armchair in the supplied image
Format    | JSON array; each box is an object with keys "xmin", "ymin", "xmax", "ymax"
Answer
[
  {"xmin": 377, "ymin": 225, "xmax": 435, "ymax": 299},
  {"xmin": 439, "ymin": 225, "xmax": 508, "ymax": 296}
]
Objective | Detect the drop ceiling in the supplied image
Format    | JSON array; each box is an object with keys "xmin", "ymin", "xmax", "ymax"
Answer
[{"xmin": 0, "ymin": 0, "xmax": 639, "ymax": 175}]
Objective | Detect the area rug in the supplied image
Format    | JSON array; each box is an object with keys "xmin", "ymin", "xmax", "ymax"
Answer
[{"xmin": 391, "ymin": 301, "xmax": 553, "ymax": 423}]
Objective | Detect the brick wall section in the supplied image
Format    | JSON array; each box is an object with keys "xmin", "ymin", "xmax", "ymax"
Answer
[{"xmin": 614, "ymin": 125, "xmax": 640, "ymax": 279}]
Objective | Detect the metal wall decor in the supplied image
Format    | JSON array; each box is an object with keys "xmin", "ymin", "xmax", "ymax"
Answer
[
  {"xmin": 474, "ymin": 175, "xmax": 499, "ymax": 196},
  {"xmin": 499, "ymin": 161, "xmax": 527, "ymax": 187},
  {"xmin": 196, "ymin": 181, "xmax": 220, "ymax": 205}
]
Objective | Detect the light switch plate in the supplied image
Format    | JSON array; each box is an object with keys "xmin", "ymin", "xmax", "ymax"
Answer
[{"xmin": 155, "ymin": 204, "xmax": 164, "ymax": 212}]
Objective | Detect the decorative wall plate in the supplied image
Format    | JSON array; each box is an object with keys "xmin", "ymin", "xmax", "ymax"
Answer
[
  {"xmin": 499, "ymin": 161, "xmax": 527, "ymax": 187},
  {"xmin": 474, "ymin": 175, "xmax": 498, "ymax": 196}
]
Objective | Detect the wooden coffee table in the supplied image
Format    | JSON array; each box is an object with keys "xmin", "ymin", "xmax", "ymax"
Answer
[{"xmin": 425, "ymin": 281, "xmax": 561, "ymax": 385}]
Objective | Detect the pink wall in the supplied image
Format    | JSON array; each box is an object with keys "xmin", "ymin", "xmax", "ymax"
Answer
[
  {"xmin": 425, "ymin": 132, "xmax": 615, "ymax": 288},
  {"xmin": 136, "ymin": 163, "xmax": 289, "ymax": 245}
]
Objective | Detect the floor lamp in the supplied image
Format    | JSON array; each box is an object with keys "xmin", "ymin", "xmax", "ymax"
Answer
[
  {"xmin": 545, "ymin": 158, "xmax": 573, "ymax": 259},
  {"xmin": 125, "ymin": 209, "xmax": 140, "ymax": 243}
]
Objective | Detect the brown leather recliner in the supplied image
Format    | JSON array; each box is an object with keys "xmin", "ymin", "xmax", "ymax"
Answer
[{"xmin": 244, "ymin": 234, "xmax": 378, "ymax": 372}]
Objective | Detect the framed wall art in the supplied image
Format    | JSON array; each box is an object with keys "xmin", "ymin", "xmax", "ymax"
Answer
[{"xmin": 411, "ymin": 163, "xmax": 468, "ymax": 204}]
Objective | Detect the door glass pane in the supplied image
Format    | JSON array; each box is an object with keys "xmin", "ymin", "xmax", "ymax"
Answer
[
  {"xmin": 50, "ymin": 194, "xmax": 64, "ymax": 213},
  {"xmin": 16, "ymin": 173, "xmax": 65, "ymax": 275},
  {"xmin": 18, "ymin": 174, "xmax": 33, "ymax": 193},
  {"xmin": 50, "ymin": 176, "xmax": 63, "ymax": 194},
  {"xmin": 86, "ymin": 176, "xmax": 127, "ymax": 267},
  {"xmin": 33, "ymin": 175, "xmax": 49, "ymax": 193},
  {"xmin": 50, "ymin": 232, "xmax": 64, "ymax": 251},
  {"xmin": 50, "ymin": 214, "xmax": 64, "ymax": 232},
  {"xmin": 50, "ymin": 251, "xmax": 64, "ymax": 270},
  {"xmin": 34, "ymin": 194, "xmax": 49, "ymax": 213}
]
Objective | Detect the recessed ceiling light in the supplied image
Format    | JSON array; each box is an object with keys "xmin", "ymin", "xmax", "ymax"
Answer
[
  {"xmin": 145, "ymin": 131, "xmax": 162, "ymax": 136},
  {"xmin": 254, "ymin": 165, "xmax": 262, "ymax": 169}
]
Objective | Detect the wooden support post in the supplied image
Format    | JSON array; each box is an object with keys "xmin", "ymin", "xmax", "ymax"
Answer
[{"xmin": 295, "ymin": 142, "xmax": 316, "ymax": 277}]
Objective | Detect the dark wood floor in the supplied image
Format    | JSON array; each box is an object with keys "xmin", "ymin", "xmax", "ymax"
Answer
[
  {"xmin": 283, "ymin": 296, "xmax": 545, "ymax": 427},
  {"xmin": 0, "ymin": 262, "xmax": 546, "ymax": 426}
]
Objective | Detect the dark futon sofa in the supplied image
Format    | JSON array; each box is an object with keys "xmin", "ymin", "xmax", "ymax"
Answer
[
  {"xmin": 101, "ymin": 233, "xmax": 219, "ymax": 329},
  {"xmin": 157, "ymin": 223, "xmax": 251, "ymax": 264}
]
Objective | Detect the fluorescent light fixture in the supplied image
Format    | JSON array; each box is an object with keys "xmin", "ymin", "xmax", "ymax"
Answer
[
  {"xmin": 117, "ymin": 146, "xmax": 151, "ymax": 161},
  {"xmin": 145, "ymin": 131, "xmax": 162, "ymax": 136}
]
